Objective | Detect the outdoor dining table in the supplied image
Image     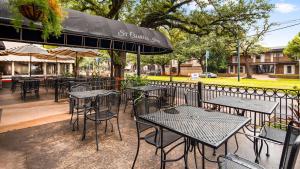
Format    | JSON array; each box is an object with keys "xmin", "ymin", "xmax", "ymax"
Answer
[
  {"xmin": 203, "ymin": 95, "xmax": 279, "ymax": 161},
  {"xmin": 69, "ymin": 89, "xmax": 112, "ymax": 140},
  {"xmin": 140, "ymin": 105, "xmax": 251, "ymax": 169},
  {"xmin": 127, "ymin": 85, "xmax": 168, "ymax": 97}
]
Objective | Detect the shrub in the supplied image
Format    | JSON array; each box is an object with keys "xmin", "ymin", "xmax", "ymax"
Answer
[{"xmin": 269, "ymin": 74, "xmax": 300, "ymax": 79}]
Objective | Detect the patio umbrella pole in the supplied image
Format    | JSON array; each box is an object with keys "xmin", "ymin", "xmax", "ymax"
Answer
[
  {"xmin": 56, "ymin": 56, "xmax": 58, "ymax": 76},
  {"xmin": 75, "ymin": 52, "xmax": 78, "ymax": 78},
  {"xmin": 29, "ymin": 53, "xmax": 32, "ymax": 77}
]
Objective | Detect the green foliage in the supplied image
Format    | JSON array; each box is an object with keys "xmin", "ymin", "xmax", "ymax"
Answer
[
  {"xmin": 121, "ymin": 74, "xmax": 148, "ymax": 90},
  {"xmin": 9, "ymin": 0, "xmax": 64, "ymax": 40},
  {"xmin": 62, "ymin": 71, "xmax": 73, "ymax": 77},
  {"xmin": 284, "ymin": 33, "xmax": 300, "ymax": 61}
]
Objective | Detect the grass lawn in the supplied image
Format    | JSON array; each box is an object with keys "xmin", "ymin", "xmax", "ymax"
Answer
[{"xmin": 146, "ymin": 76, "xmax": 300, "ymax": 90}]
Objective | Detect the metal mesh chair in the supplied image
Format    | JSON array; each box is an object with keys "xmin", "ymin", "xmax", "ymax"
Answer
[
  {"xmin": 20, "ymin": 80, "xmax": 40, "ymax": 100},
  {"xmin": 218, "ymin": 121, "xmax": 300, "ymax": 169},
  {"xmin": 132, "ymin": 96, "xmax": 182, "ymax": 168},
  {"xmin": 69, "ymin": 84, "xmax": 92, "ymax": 130},
  {"xmin": 86, "ymin": 91, "xmax": 122, "ymax": 150},
  {"xmin": 184, "ymin": 89, "xmax": 199, "ymax": 107},
  {"xmin": 160, "ymin": 87, "xmax": 176, "ymax": 108},
  {"xmin": 123, "ymin": 88, "xmax": 135, "ymax": 115},
  {"xmin": 256, "ymin": 120, "xmax": 300, "ymax": 161}
]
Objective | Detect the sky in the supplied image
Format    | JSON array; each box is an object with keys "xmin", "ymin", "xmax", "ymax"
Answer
[
  {"xmin": 185, "ymin": 0, "xmax": 300, "ymax": 48},
  {"xmin": 261, "ymin": 0, "xmax": 300, "ymax": 47}
]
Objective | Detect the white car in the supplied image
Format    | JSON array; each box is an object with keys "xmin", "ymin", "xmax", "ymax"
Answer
[{"xmin": 199, "ymin": 72, "xmax": 217, "ymax": 78}]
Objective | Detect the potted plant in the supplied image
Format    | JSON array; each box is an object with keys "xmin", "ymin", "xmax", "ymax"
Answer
[{"xmin": 9, "ymin": 0, "xmax": 64, "ymax": 40}]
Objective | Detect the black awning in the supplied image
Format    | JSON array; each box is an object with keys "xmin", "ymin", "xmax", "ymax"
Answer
[
  {"xmin": 0, "ymin": 0, "xmax": 172, "ymax": 55},
  {"xmin": 0, "ymin": 41, "xmax": 5, "ymax": 50}
]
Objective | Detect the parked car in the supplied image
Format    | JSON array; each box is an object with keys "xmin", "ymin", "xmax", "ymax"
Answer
[{"xmin": 199, "ymin": 72, "xmax": 217, "ymax": 78}]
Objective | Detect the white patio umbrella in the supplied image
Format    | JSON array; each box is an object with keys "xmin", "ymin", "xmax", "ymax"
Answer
[
  {"xmin": 1, "ymin": 44, "xmax": 53, "ymax": 76},
  {"xmin": 49, "ymin": 47, "xmax": 99, "ymax": 77}
]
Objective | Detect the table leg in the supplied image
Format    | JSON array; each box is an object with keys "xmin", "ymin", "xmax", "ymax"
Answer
[
  {"xmin": 160, "ymin": 127, "xmax": 164, "ymax": 169},
  {"xmin": 202, "ymin": 144, "xmax": 205, "ymax": 169},
  {"xmin": 254, "ymin": 112, "xmax": 259, "ymax": 163},
  {"xmin": 225, "ymin": 141, "xmax": 228, "ymax": 155},
  {"xmin": 82, "ymin": 107, "xmax": 87, "ymax": 141}
]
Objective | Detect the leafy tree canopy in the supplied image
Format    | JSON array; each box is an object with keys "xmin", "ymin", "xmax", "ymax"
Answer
[{"xmin": 284, "ymin": 33, "xmax": 300, "ymax": 61}]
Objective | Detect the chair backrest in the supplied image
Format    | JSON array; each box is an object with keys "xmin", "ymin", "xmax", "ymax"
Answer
[
  {"xmin": 184, "ymin": 89, "xmax": 199, "ymax": 107},
  {"xmin": 107, "ymin": 91, "xmax": 121, "ymax": 114},
  {"xmin": 133, "ymin": 96, "xmax": 160, "ymax": 117},
  {"xmin": 279, "ymin": 120, "xmax": 300, "ymax": 169},
  {"xmin": 133, "ymin": 96, "xmax": 160, "ymax": 132},
  {"xmin": 70, "ymin": 84, "xmax": 91, "ymax": 92},
  {"xmin": 161, "ymin": 87, "xmax": 177, "ymax": 107}
]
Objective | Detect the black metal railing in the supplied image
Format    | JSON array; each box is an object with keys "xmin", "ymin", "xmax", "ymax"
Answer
[
  {"xmin": 148, "ymin": 80, "xmax": 300, "ymax": 128},
  {"xmin": 53, "ymin": 77, "xmax": 120, "ymax": 102}
]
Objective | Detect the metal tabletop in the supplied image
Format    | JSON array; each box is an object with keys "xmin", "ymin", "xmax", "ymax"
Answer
[
  {"xmin": 69, "ymin": 89, "xmax": 111, "ymax": 99},
  {"xmin": 204, "ymin": 96, "xmax": 279, "ymax": 115},
  {"xmin": 140, "ymin": 105, "xmax": 250, "ymax": 148},
  {"xmin": 127, "ymin": 85, "xmax": 167, "ymax": 92}
]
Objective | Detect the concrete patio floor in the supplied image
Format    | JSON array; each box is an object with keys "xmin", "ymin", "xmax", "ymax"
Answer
[{"xmin": 0, "ymin": 87, "xmax": 299, "ymax": 169}]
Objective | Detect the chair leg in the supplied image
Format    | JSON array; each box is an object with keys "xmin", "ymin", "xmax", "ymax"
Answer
[
  {"xmin": 155, "ymin": 147, "xmax": 159, "ymax": 155},
  {"xmin": 76, "ymin": 109, "xmax": 79, "ymax": 130},
  {"xmin": 132, "ymin": 138, "xmax": 140, "ymax": 169},
  {"xmin": 194, "ymin": 145, "xmax": 198, "ymax": 169},
  {"xmin": 264, "ymin": 140, "xmax": 270, "ymax": 157},
  {"xmin": 163, "ymin": 152, "xmax": 167, "ymax": 169},
  {"xmin": 109, "ymin": 120, "xmax": 114, "ymax": 132},
  {"xmin": 123, "ymin": 99, "xmax": 128, "ymax": 113},
  {"xmin": 105, "ymin": 120, "xmax": 108, "ymax": 134},
  {"xmin": 116, "ymin": 117, "xmax": 122, "ymax": 141},
  {"xmin": 95, "ymin": 120, "xmax": 99, "ymax": 151},
  {"xmin": 213, "ymin": 148, "xmax": 216, "ymax": 156}
]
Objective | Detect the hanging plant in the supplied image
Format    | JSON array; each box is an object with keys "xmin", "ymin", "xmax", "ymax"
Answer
[{"xmin": 9, "ymin": 0, "xmax": 65, "ymax": 40}]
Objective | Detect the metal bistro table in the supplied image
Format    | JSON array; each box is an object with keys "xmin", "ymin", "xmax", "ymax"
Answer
[
  {"xmin": 127, "ymin": 85, "xmax": 168, "ymax": 97},
  {"xmin": 203, "ymin": 95, "xmax": 279, "ymax": 161},
  {"xmin": 140, "ymin": 105, "xmax": 250, "ymax": 169},
  {"xmin": 69, "ymin": 89, "xmax": 112, "ymax": 140}
]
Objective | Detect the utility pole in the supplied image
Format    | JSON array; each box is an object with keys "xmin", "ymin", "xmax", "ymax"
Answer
[
  {"xmin": 237, "ymin": 39, "xmax": 241, "ymax": 82},
  {"xmin": 205, "ymin": 50, "xmax": 209, "ymax": 78}
]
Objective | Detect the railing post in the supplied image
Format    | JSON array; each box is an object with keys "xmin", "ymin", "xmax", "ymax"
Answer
[
  {"xmin": 54, "ymin": 79, "xmax": 58, "ymax": 102},
  {"xmin": 198, "ymin": 82, "xmax": 203, "ymax": 107}
]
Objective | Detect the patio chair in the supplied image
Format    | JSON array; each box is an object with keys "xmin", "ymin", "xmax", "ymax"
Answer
[
  {"xmin": 123, "ymin": 88, "xmax": 135, "ymax": 115},
  {"xmin": 254, "ymin": 120, "xmax": 300, "ymax": 162},
  {"xmin": 86, "ymin": 91, "xmax": 122, "ymax": 151},
  {"xmin": 20, "ymin": 80, "xmax": 40, "ymax": 100},
  {"xmin": 69, "ymin": 84, "xmax": 92, "ymax": 131},
  {"xmin": 218, "ymin": 120, "xmax": 300, "ymax": 169},
  {"xmin": 160, "ymin": 87, "xmax": 177, "ymax": 108},
  {"xmin": 132, "ymin": 96, "xmax": 182, "ymax": 168},
  {"xmin": 184, "ymin": 89, "xmax": 199, "ymax": 107}
]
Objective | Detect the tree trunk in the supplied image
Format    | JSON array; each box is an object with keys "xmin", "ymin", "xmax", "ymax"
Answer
[
  {"xmin": 198, "ymin": 57, "xmax": 205, "ymax": 73},
  {"xmin": 244, "ymin": 55, "xmax": 252, "ymax": 78},
  {"xmin": 177, "ymin": 62, "xmax": 182, "ymax": 76},
  {"xmin": 161, "ymin": 64, "xmax": 166, "ymax": 75},
  {"xmin": 112, "ymin": 51, "xmax": 126, "ymax": 78}
]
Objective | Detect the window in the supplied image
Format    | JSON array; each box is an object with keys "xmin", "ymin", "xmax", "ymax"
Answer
[
  {"xmin": 256, "ymin": 56, "xmax": 261, "ymax": 60},
  {"xmin": 275, "ymin": 52, "xmax": 283, "ymax": 57},
  {"xmin": 14, "ymin": 62, "xmax": 28, "ymax": 75},
  {"xmin": 60, "ymin": 63, "xmax": 70, "ymax": 74},
  {"xmin": 284, "ymin": 65, "xmax": 295, "ymax": 74},
  {"xmin": 229, "ymin": 66, "xmax": 234, "ymax": 73},
  {"xmin": 47, "ymin": 63, "xmax": 56, "ymax": 74},
  {"xmin": 287, "ymin": 65, "xmax": 292, "ymax": 74},
  {"xmin": 31, "ymin": 63, "xmax": 43, "ymax": 75},
  {"xmin": 0, "ymin": 61, "xmax": 12, "ymax": 75},
  {"xmin": 240, "ymin": 66, "xmax": 244, "ymax": 73}
]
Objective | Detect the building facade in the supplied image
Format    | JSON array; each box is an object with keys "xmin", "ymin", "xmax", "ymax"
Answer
[
  {"xmin": 227, "ymin": 47, "xmax": 299, "ymax": 75},
  {"xmin": 0, "ymin": 55, "xmax": 74, "ymax": 78}
]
